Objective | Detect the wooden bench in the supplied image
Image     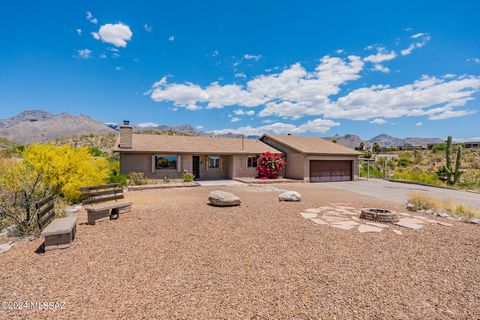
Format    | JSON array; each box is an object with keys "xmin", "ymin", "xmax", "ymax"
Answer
[
  {"xmin": 80, "ymin": 184, "xmax": 132, "ymax": 225},
  {"xmin": 36, "ymin": 195, "xmax": 78, "ymax": 251}
]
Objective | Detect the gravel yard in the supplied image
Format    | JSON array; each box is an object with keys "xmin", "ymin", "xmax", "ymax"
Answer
[{"xmin": 1, "ymin": 183, "xmax": 479, "ymax": 319}]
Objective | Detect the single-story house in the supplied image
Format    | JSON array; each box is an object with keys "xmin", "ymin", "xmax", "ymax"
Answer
[
  {"xmin": 260, "ymin": 134, "xmax": 360, "ymax": 182},
  {"xmin": 113, "ymin": 122, "xmax": 360, "ymax": 182}
]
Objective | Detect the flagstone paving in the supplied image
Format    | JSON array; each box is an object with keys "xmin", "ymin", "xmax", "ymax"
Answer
[{"xmin": 299, "ymin": 203, "xmax": 452, "ymax": 234}]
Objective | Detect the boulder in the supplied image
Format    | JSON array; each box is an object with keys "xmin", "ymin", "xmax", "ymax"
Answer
[
  {"xmin": 208, "ymin": 191, "xmax": 241, "ymax": 207},
  {"xmin": 470, "ymin": 218, "xmax": 480, "ymax": 225},
  {"xmin": 279, "ymin": 191, "xmax": 302, "ymax": 202},
  {"xmin": 0, "ymin": 243, "xmax": 12, "ymax": 254}
]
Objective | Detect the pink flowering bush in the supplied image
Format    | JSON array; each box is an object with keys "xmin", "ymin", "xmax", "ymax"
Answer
[{"xmin": 257, "ymin": 152, "xmax": 286, "ymax": 179}]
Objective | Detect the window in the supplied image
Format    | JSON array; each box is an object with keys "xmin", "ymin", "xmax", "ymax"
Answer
[
  {"xmin": 155, "ymin": 155, "xmax": 177, "ymax": 170},
  {"xmin": 208, "ymin": 156, "xmax": 220, "ymax": 168},
  {"xmin": 247, "ymin": 156, "xmax": 258, "ymax": 168}
]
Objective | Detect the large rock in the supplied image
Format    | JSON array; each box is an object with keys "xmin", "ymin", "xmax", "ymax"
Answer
[
  {"xmin": 208, "ymin": 191, "xmax": 241, "ymax": 207},
  {"xmin": 279, "ymin": 191, "xmax": 302, "ymax": 202}
]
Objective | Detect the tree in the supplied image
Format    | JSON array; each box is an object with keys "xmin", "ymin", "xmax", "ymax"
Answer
[
  {"xmin": 359, "ymin": 142, "xmax": 365, "ymax": 151},
  {"xmin": 22, "ymin": 144, "xmax": 109, "ymax": 202},
  {"xmin": 0, "ymin": 160, "xmax": 50, "ymax": 234},
  {"xmin": 257, "ymin": 152, "xmax": 286, "ymax": 179},
  {"xmin": 372, "ymin": 142, "xmax": 380, "ymax": 153}
]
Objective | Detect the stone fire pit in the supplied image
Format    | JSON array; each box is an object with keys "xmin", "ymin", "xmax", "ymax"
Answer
[{"xmin": 360, "ymin": 208, "xmax": 399, "ymax": 223}]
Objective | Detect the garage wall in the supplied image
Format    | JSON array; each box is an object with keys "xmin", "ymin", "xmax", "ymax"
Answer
[{"xmin": 304, "ymin": 155, "xmax": 359, "ymax": 182}]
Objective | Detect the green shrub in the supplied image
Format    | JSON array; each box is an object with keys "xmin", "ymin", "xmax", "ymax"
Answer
[
  {"xmin": 107, "ymin": 160, "xmax": 128, "ymax": 186},
  {"xmin": 88, "ymin": 146, "xmax": 104, "ymax": 157},
  {"xmin": 431, "ymin": 143, "xmax": 446, "ymax": 153},
  {"xmin": 163, "ymin": 176, "xmax": 170, "ymax": 183},
  {"xmin": 127, "ymin": 172, "xmax": 148, "ymax": 186},
  {"xmin": 181, "ymin": 170, "xmax": 195, "ymax": 182},
  {"xmin": 397, "ymin": 156, "xmax": 414, "ymax": 167}
]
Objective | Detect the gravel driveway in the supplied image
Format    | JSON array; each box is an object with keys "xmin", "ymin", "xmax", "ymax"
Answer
[
  {"xmin": 324, "ymin": 179, "xmax": 480, "ymax": 209},
  {"xmin": 1, "ymin": 185, "xmax": 479, "ymax": 319}
]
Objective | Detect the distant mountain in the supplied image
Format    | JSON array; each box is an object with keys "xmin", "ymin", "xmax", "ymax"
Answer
[
  {"xmin": 0, "ymin": 110, "xmax": 54, "ymax": 128},
  {"xmin": 324, "ymin": 134, "xmax": 363, "ymax": 148},
  {"xmin": 325, "ymin": 133, "xmax": 443, "ymax": 148},
  {"xmin": 0, "ymin": 111, "xmax": 115, "ymax": 144}
]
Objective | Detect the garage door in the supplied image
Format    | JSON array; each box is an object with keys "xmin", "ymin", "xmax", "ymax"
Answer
[{"xmin": 309, "ymin": 160, "xmax": 352, "ymax": 182}]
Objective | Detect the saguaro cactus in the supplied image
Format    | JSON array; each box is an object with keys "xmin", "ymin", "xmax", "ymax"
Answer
[{"xmin": 439, "ymin": 136, "xmax": 463, "ymax": 185}]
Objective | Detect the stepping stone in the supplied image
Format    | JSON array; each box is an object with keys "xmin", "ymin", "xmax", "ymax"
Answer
[
  {"xmin": 364, "ymin": 221, "xmax": 388, "ymax": 228},
  {"xmin": 326, "ymin": 211, "xmax": 345, "ymax": 216},
  {"xmin": 398, "ymin": 218, "xmax": 426, "ymax": 224},
  {"xmin": 317, "ymin": 206, "xmax": 335, "ymax": 211},
  {"xmin": 304, "ymin": 208, "xmax": 322, "ymax": 213},
  {"xmin": 393, "ymin": 229, "xmax": 403, "ymax": 235},
  {"xmin": 323, "ymin": 216, "xmax": 350, "ymax": 223},
  {"xmin": 311, "ymin": 218, "xmax": 328, "ymax": 225},
  {"xmin": 300, "ymin": 212, "xmax": 317, "ymax": 219},
  {"xmin": 334, "ymin": 206, "xmax": 357, "ymax": 210},
  {"xmin": 437, "ymin": 221, "xmax": 453, "ymax": 227},
  {"xmin": 358, "ymin": 224, "xmax": 383, "ymax": 233},
  {"xmin": 329, "ymin": 224, "xmax": 355, "ymax": 230},
  {"xmin": 331, "ymin": 220, "xmax": 359, "ymax": 227},
  {"xmin": 395, "ymin": 220, "xmax": 425, "ymax": 230}
]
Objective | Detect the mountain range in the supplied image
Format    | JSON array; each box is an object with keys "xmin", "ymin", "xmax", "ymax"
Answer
[{"xmin": 0, "ymin": 109, "xmax": 445, "ymax": 147}]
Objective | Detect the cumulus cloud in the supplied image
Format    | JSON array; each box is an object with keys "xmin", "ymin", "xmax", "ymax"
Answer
[
  {"xmin": 143, "ymin": 24, "xmax": 153, "ymax": 32},
  {"xmin": 233, "ymin": 109, "xmax": 255, "ymax": 116},
  {"xmin": 76, "ymin": 48, "xmax": 92, "ymax": 59},
  {"xmin": 364, "ymin": 47, "xmax": 397, "ymax": 63},
  {"xmin": 230, "ymin": 117, "xmax": 241, "ymax": 122},
  {"xmin": 370, "ymin": 118, "xmax": 387, "ymax": 124},
  {"xmin": 411, "ymin": 33, "xmax": 426, "ymax": 39},
  {"xmin": 209, "ymin": 118, "xmax": 340, "ymax": 136},
  {"xmin": 416, "ymin": 122, "xmax": 423, "ymax": 126},
  {"xmin": 137, "ymin": 122, "xmax": 159, "ymax": 127},
  {"xmin": 372, "ymin": 64, "xmax": 390, "ymax": 73},
  {"xmin": 244, "ymin": 54, "xmax": 262, "ymax": 61},
  {"xmin": 76, "ymin": 28, "xmax": 82, "ymax": 35},
  {"xmin": 428, "ymin": 109, "xmax": 476, "ymax": 120},
  {"xmin": 234, "ymin": 73, "xmax": 247, "ymax": 78},
  {"xmin": 168, "ymin": 35, "xmax": 175, "ymax": 41},
  {"xmin": 86, "ymin": 11, "xmax": 98, "ymax": 24},
  {"xmin": 401, "ymin": 34, "xmax": 431, "ymax": 55},
  {"xmin": 92, "ymin": 23, "xmax": 132, "ymax": 47}
]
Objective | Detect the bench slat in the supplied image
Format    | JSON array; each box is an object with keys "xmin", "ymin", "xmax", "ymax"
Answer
[
  {"xmin": 81, "ymin": 188, "xmax": 123, "ymax": 200},
  {"xmin": 82, "ymin": 194, "xmax": 124, "ymax": 205},
  {"xmin": 38, "ymin": 211, "xmax": 55, "ymax": 231},
  {"xmin": 37, "ymin": 202, "xmax": 54, "ymax": 219},
  {"xmin": 86, "ymin": 201, "xmax": 132, "ymax": 213},
  {"xmin": 35, "ymin": 195, "xmax": 54, "ymax": 209},
  {"xmin": 79, "ymin": 183, "xmax": 121, "ymax": 192}
]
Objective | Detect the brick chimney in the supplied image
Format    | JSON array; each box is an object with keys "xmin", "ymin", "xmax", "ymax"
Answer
[{"xmin": 119, "ymin": 120, "xmax": 133, "ymax": 149}]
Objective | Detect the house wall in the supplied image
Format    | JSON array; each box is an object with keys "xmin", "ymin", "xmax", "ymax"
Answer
[
  {"xmin": 120, "ymin": 153, "xmax": 191, "ymax": 179},
  {"xmin": 231, "ymin": 154, "xmax": 259, "ymax": 178},
  {"xmin": 304, "ymin": 155, "xmax": 359, "ymax": 181},
  {"xmin": 260, "ymin": 137, "xmax": 305, "ymax": 180},
  {"xmin": 198, "ymin": 155, "xmax": 229, "ymax": 180}
]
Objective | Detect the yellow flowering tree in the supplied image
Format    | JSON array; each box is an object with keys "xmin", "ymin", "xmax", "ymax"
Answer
[{"xmin": 22, "ymin": 144, "xmax": 109, "ymax": 202}]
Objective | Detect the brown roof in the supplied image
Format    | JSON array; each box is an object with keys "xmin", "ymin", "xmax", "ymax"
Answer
[
  {"xmin": 113, "ymin": 134, "xmax": 281, "ymax": 154},
  {"xmin": 261, "ymin": 134, "xmax": 360, "ymax": 155}
]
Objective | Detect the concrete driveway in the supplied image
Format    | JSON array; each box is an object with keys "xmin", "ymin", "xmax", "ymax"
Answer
[
  {"xmin": 196, "ymin": 180, "xmax": 246, "ymax": 187},
  {"xmin": 323, "ymin": 179, "xmax": 480, "ymax": 209}
]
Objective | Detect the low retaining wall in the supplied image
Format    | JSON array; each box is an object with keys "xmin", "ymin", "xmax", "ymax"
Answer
[{"xmin": 128, "ymin": 182, "xmax": 199, "ymax": 191}]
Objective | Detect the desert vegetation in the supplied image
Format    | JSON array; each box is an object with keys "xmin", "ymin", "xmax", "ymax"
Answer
[
  {"xmin": 360, "ymin": 138, "xmax": 480, "ymax": 190},
  {"xmin": 407, "ymin": 192, "xmax": 480, "ymax": 219}
]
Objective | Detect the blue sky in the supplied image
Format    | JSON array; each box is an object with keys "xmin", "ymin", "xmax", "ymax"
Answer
[{"xmin": 0, "ymin": 1, "xmax": 479, "ymax": 139}]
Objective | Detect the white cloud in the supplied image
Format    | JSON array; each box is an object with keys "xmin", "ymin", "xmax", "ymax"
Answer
[
  {"xmin": 115, "ymin": 66, "xmax": 124, "ymax": 71},
  {"xmin": 143, "ymin": 24, "xmax": 153, "ymax": 32},
  {"xmin": 372, "ymin": 64, "xmax": 390, "ymax": 73},
  {"xmin": 336, "ymin": 49, "xmax": 344, "ymax": 54},
  {"xmin": 401, "ymin": 34, "xmax": 431, "ymax": 55},
  {"xmin": 76, "ymin": 28, "xmax": 82, "ymax": 35},
  {"xmin": 233, "ymin": 109, "xmax": 255, "ymax": 116},
  {"xmin": 76, "ymin": 48, "xmax": 92, "ymax": 59},
  {"xmin": 243, "ymin": 54, "xmax": 262, "ymax": 61},
  {"xmin": 364, "ymin": 47, "xmax": 397, "ymax": 63},
  {"xmin": 230, "ymin": 117, "xmax": 241, "ymax": 122},
  {"xmin": 168, "ymin": 35, "xmax": 175, "ymax": 41},
  {"xmin": 411, "ymin": 33, "xmax": 425, "ymax": 39},
  {"xmin": 467, "ymin": 58, "xmax": 480, "ymax": 64},
  {"xmin": 415, "ymin": 122, "xmax": 423, "ymax": 126},
  {"xmin": 209, "ymin": 118, "xmax": 340, "ymax": 136},
  {"xmin": 211, "ymin": 50, "xmax": 219, "ymax": 57},
  {"xmin": 428, "ymin": 109, "xmax": 476, "ymax": 120},
  {"xmin": 370, "ymin": 118, "xmax": 387, "ymax": 124},
  {"xmin": 137, "ymin": 122, "xmax": 159, "ymax": 128},
  {"xmin": 234, "ymin": 73, "xmax": 247, "ymax": 78},
  {"xmin": 92, "ymin": 23, "xmax": 132, "ymax": 47},
  {"xmin": 195, "ymin": 125, "xmax": 204, "ymax": 129},
  {"xmin": 86, "ymin": 11, "xmax": 98, "ymax": 24}
]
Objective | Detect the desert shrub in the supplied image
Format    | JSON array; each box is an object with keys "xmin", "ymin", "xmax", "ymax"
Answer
[
  {"xmin": 181, "ymin": 170, "xmax": 195, "ymax": 182},
  {"xmin": 393, "ymin": 168, "xmax": 443, "ymax": 185},
  {"xmin": 0, "ymin": 160, "xmax": 50, "ymax": 235},
  {"xmin": 431, "ymin": 143, "xmax": 447, "ymax": 153},
  {"xmin": 163, "ymin": 176, "xmax": 170, "ymax": 183},
  {"xmin": 257, "ymin": 152, "xmax": 286, "ymax": 179},
  {"xmin": 397, "ymin": 156, "xmax": 414, "ymax": 167},
  {"xmin": 359, "ymin": 162, "xmax": 384, "ymax": 178},
  {"xmin": 106, "ymin": 160, "xmax": 128, "ymax": 186},
  {"xmin": 22, "ymin": 144, "xmax": 109, "ymax": 203},
  {"xmin": 407, "ymin": 192, "xmax": 441, "ymax": 211},
  {"xmin": 88, "ymin": 146, "xmax": 104, "ymax": 157},
  {"xmin": 127, "ymin": 172, "xmax": 148, "ymax": 186}
]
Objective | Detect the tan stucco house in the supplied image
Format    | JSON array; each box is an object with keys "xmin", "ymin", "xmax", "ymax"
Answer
[{"xmin": 113, "ymin": 122, "xmax": 360, "ymax": 182}]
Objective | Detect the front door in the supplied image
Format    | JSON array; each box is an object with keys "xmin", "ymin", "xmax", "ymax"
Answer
[{"xmin": 192, "ymin": 156, "xmax": 200, "ymax": 179}]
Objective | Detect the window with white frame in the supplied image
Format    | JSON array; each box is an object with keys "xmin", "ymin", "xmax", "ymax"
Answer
[
  {"xmin": 154, "ymin": 155, "xmax": 177, "ymax": 170},
  {"xmin": 208, "ymin": 156, "xmax": 220, "ymax": 168},
  {"xmin": 247, "ymin": 155, "xmax": 258, "ymax": 168}
]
